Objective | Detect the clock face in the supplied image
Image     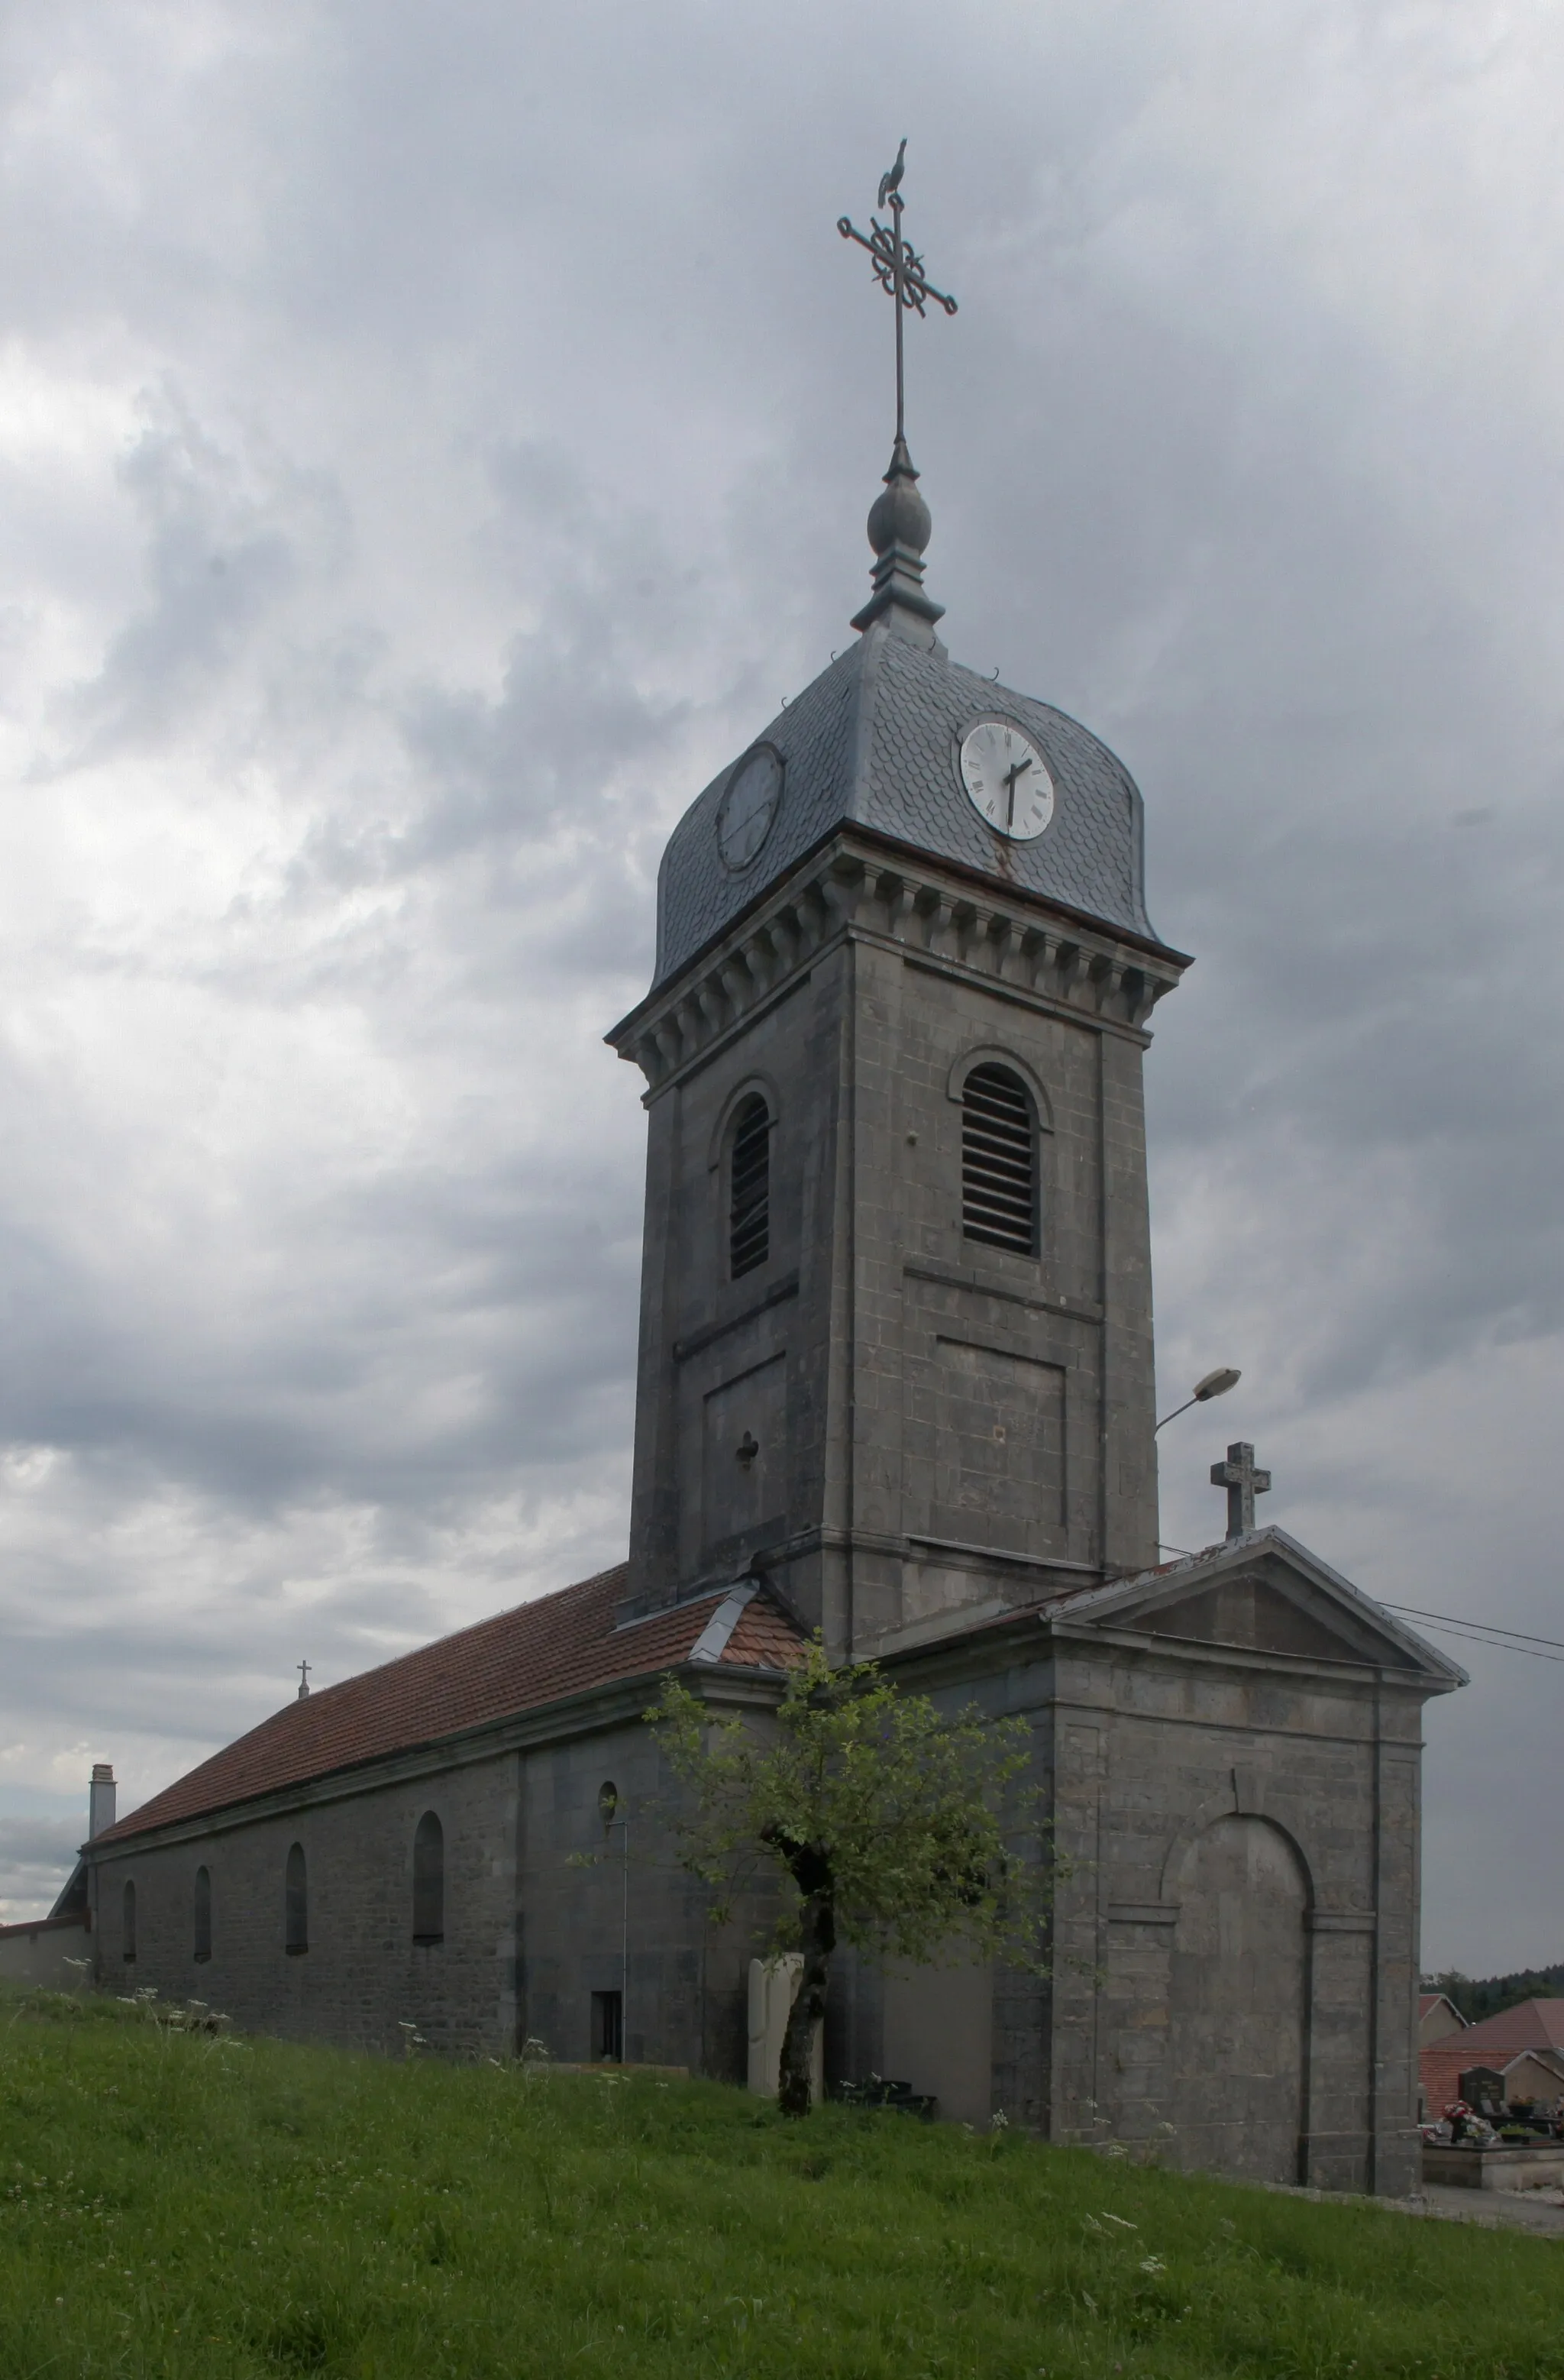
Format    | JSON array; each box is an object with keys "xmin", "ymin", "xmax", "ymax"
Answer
[
  {"xmin": 958, "ymin": 718, "xmax": 1055, "ymax": 841},
  {"xmin": 716, "ymin": 744, "xmax": 784, "ymax": 871}
]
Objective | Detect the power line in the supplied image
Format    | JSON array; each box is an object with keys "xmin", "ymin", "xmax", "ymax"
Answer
[
  {"xmin": 1146, "ymin": 1566, "xmax": 1562, "ymax": 1667},
  {"xmin": 1405, "ymin": 1625, "xmax": 1564, "ymax": 1667},
  {"xmin": 1410, "ymin": 1630, "xmax": 1564, "ymax": 1667},
  {"xmin": 1384, "ymin": 1602, "xmax": 1564, "ymax": 1654},
  {"xmin": 1382, "ymin": 1607, "xmax": 1564, "ymax": 1666}
]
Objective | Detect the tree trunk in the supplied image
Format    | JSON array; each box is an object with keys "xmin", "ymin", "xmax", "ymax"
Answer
[{"xmin": 777, "ymin": 1887, "xmax": 834, "ymax": 2117}]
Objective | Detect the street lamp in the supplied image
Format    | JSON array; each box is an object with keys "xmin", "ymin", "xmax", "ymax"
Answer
[
  {"xmin": 598, "ymin": 1781, "xmax": 629, "ymax": 2063},
  {"xmin": 1155, "ymin": 1366, "xmax": 1241, "ymax": 1433}
]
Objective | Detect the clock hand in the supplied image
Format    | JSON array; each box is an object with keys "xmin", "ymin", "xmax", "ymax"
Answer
[{"xmin": 1001, "ymin": 752, "xmax": 1033, "ymax": 831}]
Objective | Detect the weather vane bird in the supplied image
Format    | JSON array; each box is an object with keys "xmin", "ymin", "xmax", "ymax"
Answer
[
  {"xmin": 839, "ymin": 138, "xmax": 956, "ymax": 451},
  {"xmin": 877, "ymin": 137, "xmax": 906, "ymax": 211}
]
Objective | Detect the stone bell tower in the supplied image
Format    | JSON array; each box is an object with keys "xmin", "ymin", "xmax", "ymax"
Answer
[
  {"xmin": 608, "ymin": 179, "xmax": 1191, "ymax": 1655},
  {"xmin": 607, "ymin": 434, "xmax": 1190, "ymax": 1656}
]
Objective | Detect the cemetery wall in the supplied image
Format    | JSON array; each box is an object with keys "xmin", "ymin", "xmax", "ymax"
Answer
[{"xmin": 0, "ymin": 1913, "xmax": 92, "ymax": 1989}]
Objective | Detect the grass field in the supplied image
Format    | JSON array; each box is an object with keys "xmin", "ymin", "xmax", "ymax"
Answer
[{"xmin": 2, "ymin": 1987, "xmax": 1561, "ymax": 2380}]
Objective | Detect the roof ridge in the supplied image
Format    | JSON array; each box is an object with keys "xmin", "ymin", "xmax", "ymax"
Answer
[{"xmin": 286, "ymin": 1562, "xmax": 630, "ymax": 1709}]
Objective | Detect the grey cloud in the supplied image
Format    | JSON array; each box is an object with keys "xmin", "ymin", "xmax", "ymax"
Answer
[
  {"xmin": 0, "ymin": 1816, "xmax": 84, "ymax": 1919},
  {"xmin": 0, "ymin": 1816, "xmax": 83, "ymax": 1869},
  {"xmin": 57, "ymin": 384, "xmax": 347, "ymax": 758}
]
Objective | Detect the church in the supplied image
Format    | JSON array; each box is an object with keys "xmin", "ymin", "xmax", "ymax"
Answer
[{"xmin": 76, "ymin": 187, "xmax": 1463, "ymax": 2195}]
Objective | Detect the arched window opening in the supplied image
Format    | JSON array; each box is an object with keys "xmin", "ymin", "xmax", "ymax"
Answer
[
  {"xmin": 193, "ymin": 1865, "xmax": 212, "ymax": 1963},
  {"xmin": 412, "ymin": 1811, "xmax": 444, "ymax": 1946},
  {"xmin": 121, "ymin": 1880, "xmax": 137, "ymax": 1963},
  {"xmin": 961, "ymin": 1064, "xmax": 1038, "ymax": 1256},
  {"xmin": 284, "ymin": 1842, "xmax": 309, "ymax": 1955},
  {"xmin": 728, "ymin": 1095, "xmax": 771, "ymax": 1279}
]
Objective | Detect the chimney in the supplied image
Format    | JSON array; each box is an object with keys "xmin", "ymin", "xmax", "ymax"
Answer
[{"xmin": 89, "ymin": 1763, "xmax": 116, "ymax": 1838}]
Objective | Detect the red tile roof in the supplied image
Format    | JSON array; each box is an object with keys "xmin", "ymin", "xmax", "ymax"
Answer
[
  {"xmin": 99, "ymin": 1567, "xmax": 803, "ymax": 1845},
  {"xmin": 1450, "ymin": 2000, "xmax": 1564, "ymax": 2058}
]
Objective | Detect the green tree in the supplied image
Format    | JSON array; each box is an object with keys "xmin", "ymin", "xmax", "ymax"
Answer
[{"xmin": 648, "ymin": 1638, "xmax": 1055, "ymax": 2117}]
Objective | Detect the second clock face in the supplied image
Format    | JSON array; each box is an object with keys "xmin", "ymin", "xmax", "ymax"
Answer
[
  {"xmin": 716, "ymin": 744, "xmax": 784, "ymax": 871},
  {"xmin": 958, "ymin": 719, "xmax": 1055, "ymax": 841}
]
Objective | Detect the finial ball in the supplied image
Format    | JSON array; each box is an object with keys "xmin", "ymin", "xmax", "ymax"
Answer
[{"xmin": 868, "ymin": 441, "xmax": 931, "ymax": 560}]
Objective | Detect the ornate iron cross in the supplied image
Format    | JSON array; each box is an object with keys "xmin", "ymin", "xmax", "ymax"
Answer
[
  {"xmin": 839, "ymin": 140, "xmax": 958, "ymax": 448},
  {"xmin": 1210, "ymin": 1441, "xmax": 1272, "ymax": 1540}
]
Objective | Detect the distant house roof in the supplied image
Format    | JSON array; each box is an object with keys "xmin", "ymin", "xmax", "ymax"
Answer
[
  {"xmin": 1447, "ymin": 1999, "xmax": 1564, "ymax": 2058},
  {"xmin": 95, "ymin": 1567, "xmax": 803, "ymax": 1846},
  {"xmin": 1418, "ymin": 1992, "xmax": 1468, "ymax": 2046}
]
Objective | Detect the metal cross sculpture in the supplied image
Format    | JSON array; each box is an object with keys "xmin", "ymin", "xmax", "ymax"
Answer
[
  {"xmin": 296, "ymin": 1657, "xmax": 312, "ymax": 1701},
  {"xmin": 1210, "ymin": 1441, "xmax": 1272, "ymax": 1541},
  {"xmin": 839, "ymin": 139, "xmax": 957, "ymax": 447}
]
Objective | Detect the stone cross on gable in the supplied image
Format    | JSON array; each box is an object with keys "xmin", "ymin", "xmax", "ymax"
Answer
[{"xmin": 1210, "ymin": 1441, "xmax": 1271, "ymax": 1539}]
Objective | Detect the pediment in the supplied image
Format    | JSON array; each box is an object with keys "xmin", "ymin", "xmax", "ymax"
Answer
[
  {"xmin": 1055, "ymin": 1529, "xmax": 1464, "ymax": 1686},
  {"xmin": 1143, "ymin": 1571, "xmax": 1388, "ymax": 1664}
]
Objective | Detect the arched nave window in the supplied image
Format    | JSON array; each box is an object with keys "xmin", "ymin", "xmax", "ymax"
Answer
[
  {"xmin": 412, "ymin": 1812, "xmax": 444, "ymax": 1946},
  {"xmin": 284, "ymin": 1843, "xmax": 309, "ymax": 1955}
]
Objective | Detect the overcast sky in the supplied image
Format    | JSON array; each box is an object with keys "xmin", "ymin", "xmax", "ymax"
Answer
[{"xmin": 0, "ymin": 1, "xmax": 1559, "ymax": 1973}]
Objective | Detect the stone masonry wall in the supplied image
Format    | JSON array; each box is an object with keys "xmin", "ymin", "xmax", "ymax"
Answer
[
  {"xmin": 89, "ymin": 1751, "xmax": 522, "ymax": 2058},
  {"xmin": 622, "ymin": 856, "xmax": 1165, "ymax": 1659},
  {"xmin": 1043, "ymin": 1636, "xmax": 1428, "ymax": 2194},
  {"xmin": 86, "ymin": 1699, "xmax": 784, "ymax": 2080},
  {"xmin": 847, "ymin": 933, "xmax": 1160, "ymax": 1651},
  {"xmin": 515, "ymin": 1714, "xmax": 779, "ymax": 2079}
]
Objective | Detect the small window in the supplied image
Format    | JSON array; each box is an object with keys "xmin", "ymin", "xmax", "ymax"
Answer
[
  {"xmin": 285, "ymin": 1842, "xmax": 308, "ymax": 1955},
  {"xmin": 591, "ymin": 1989, "xmax": 624, "ymax": 2063},
  {"xmin": 729, "ymin": 1095, "xmax": 771, "ymax": 1279},
  {"xmin": 412, "ymin": 1811, "xmax": 444, "ymax": 1946},
  {"xmin": 961, "ymin": 1063, "xmax": 1038, "ymax": 1256},
  {"xmin": 122, "ymin": 1879, "xmax": 137, "ymax": 1963},
  {"xmin": 193, "ymin": 1865, "xmax": 212, "ymax": 1963}
]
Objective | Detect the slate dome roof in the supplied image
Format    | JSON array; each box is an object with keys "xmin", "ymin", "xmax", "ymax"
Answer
[{"xmin": 654, "ymin": 618, "xmax": 1162, "ymax": 991}]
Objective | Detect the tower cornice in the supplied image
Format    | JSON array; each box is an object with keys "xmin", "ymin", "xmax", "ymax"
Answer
[{"xmin": 608, "ymin": 824, "xmax": 1192, "ymax": 1095}]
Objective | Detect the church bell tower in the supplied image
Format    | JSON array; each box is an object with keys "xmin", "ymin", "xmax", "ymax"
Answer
[{"xmin": 607, "ymin": 179, "xmax": 1191, "ymax": 1658}]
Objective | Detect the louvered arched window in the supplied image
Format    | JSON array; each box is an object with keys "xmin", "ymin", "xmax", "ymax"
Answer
[
  {"xmin": 961, "ymin": 1064, "xmax": 1038, "ymax": 1256},
  {"xmin": 193, "ymin": 1865, "xmax": 212, "ymax": 1962},
  {"xmin": 122, "ymin": 1879, "xmax": 137, "ymax": 1963},
  {"xmin": 729, "ymin": 1095, "xmax": 771, "ymax": 1279},
  {"xmin": 284, "ymin": 1842, "xmax": 309, "ymax": 1955},
  {"xmin": 412, "ymin": 1811, "xmax": 444, "ymax": 1945}
]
